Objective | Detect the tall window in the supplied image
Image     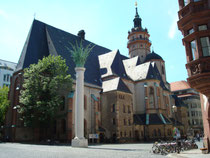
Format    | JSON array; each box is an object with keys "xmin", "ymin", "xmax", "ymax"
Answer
[
  {"xmin": 200, "ymin": 37, "xmax": 210, "ymax": 57},
  {"xmin": 62, "ymin": 119, "xmax": 66, "ymax": 134},
  {"xmin": 7, "ymin": 74, "xmax": 10, "ymax": 82},
  {"xmin": 190, "ymin": 40, "xmax": 197, "ymax": 60},
  {"xmin": 3, "ymin": 74, "xmax": 6, "ymax": 81},
  {"xmin": 112, "ymin": 104, "xmax": 115, "ymax": 112},
  {"xmin": 60, "ymin": 96, "xmax": 65, "ymax": 111},
  {"xmin": 198, "ymin": 25, "xmax": 207, "ymax": 31},
  {"xmin": 124, "ymin": 119, "xmax": 126, "ymax": 125},
  {"xmin": 123, "ymin": 105, "xmax": 126, "ymax": 113},
  {"xmin": 84, "ymin": 95, "xmax": 87, "ymax": 110},
  {"xmin": 149, "ymin": 87, "xmax": 155, "ymax": 108},
  {"xmin": 158, "ymin": 129, "xmax": 161, "ymax": 137},
  {"xmin": 128, "ymin": 106, "xmax": 131, "ymax": 113},
  {"xmin": 113, "ymin": 118, "xmax": 116, "ymax": 125},
  {"xmin": 153, "ymin": 129, "xmax": 157, "ymax": 137}
]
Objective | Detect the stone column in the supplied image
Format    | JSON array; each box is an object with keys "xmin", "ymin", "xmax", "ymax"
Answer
[{"xmin": 72, "ymin": 67, "xmax": 88, "ymax": 148}]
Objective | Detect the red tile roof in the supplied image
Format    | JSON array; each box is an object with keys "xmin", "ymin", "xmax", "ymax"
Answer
[{"xmin": 170, "ymin": 80, "xmax": 191, "ymax": 92}]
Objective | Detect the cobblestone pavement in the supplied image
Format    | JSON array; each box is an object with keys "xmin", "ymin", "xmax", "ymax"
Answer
[
  {"xmin": 0, "ymin": 143, "xmax": 164, "ymax": 158},
  {"xmin": 0, "ymin": 140, "xmax": 208, "ymax": 158}
]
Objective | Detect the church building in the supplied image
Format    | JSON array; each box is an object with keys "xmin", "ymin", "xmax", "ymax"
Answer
[{"xmin": 5, "ymin": 5, "xmax": 176, "ymax": 143}]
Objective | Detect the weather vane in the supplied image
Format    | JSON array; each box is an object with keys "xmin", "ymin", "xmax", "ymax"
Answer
[{"xmin": 135, "ymin": 1, "xmax": 138, "ymax": 7}]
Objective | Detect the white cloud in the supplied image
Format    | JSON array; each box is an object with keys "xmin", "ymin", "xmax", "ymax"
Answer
[{"xmin": 168, "ymin": 15, "xmax": 178, "ymax": 39}]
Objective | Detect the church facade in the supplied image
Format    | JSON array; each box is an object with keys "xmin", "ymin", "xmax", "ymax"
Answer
[{"xmin": 5, "ymin": 6, "xmax": 176, "ymax": 143}]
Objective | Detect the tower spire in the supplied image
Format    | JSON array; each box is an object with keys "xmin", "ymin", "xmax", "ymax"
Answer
[
  {"xmin": 133, "ymin": 1, "xmax": 142, "ymax": 28},
  {"xmin": 135, "ymin": 1, "xmax": 139, "ymax": 18}
]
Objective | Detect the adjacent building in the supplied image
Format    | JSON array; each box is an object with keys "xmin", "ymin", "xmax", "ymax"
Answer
[
  {"xmin": 171, "ymin": 81, "xmax": 203, "ymax": 136},
  {"xmin": 177, "ymin": 0, "xmax": 210, "ymax": 152},
  {"xmin": 0, "ymin": 59, "xmax": 17, "ymax": 88},
  {"xmin": 6, "ymin": 5, "xmax": 175, "ymax": 143}
]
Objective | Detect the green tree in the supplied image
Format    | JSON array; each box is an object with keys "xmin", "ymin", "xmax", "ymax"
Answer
[
  {"xmin": 19, "ymin": 55, "xmax": 72, "ymax": 128},
  {"xmin": 0, "ymin": 86, "xmax": 10, "ymax": 126}
]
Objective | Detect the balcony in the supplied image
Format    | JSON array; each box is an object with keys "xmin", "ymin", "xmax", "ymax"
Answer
[
  {"xmin": 178, "ymin": 0, "xmax": 209, "ymax": 20},
  {"xmin": 186, "ymin": 57, "xmax": 210, "ymax": 97},
  {"xmin": 127, "ymin": 37, "xmax": 151, "ymax": 45}
]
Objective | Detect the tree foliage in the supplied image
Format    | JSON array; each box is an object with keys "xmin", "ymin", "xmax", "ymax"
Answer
[
  {"xmin": 66, "ymin": 41, "xmax": 94, "ymax": 67},
  {"xmin": 19, "ymin": 55, "xmax": 72, "ymax": 127},
  {"xmin": 0, "ymin": 86, "xmax": 10, "ymax": 126}
]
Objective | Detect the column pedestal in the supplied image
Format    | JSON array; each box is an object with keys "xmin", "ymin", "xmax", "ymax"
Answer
[
  {"xmin": 71, "ymin": 67, "xmax": 88, "ymax": 148},
  {"xmin": 72, "ymin": 137, "xmax": 88, "ymax": 148}
]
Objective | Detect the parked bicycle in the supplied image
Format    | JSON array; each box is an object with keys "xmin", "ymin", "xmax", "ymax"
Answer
[{"xmin": 152, "ymin": 139, "xmax": 198, "ymax": 155}]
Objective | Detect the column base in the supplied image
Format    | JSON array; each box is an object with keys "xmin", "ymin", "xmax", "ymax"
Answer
[{"xmin": 71, "ymin": 137, "xmax": 88, "ymax": 148}]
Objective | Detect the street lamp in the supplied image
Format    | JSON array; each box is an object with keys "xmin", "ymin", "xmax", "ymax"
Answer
[{"xmin": 172, "ymin": 105, "xmax": 180, "ymax": 153}]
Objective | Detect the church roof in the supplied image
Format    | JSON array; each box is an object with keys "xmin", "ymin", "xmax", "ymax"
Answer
[
  {"xmin": 102, "ymin": 77, "xmax": 131, "ymax": 94},
  {"xmin": 144, "ymin": 51, "xmax": 163, "ymax": 62},
  {"xmin": 16, "ymin": 20, "xmax": 112, "ymax": 86},
  {"xmin": 15, "ymin": 19, "xmax": 168, "ymax": 91},
  {"xmin": 134, "ymin": 113, "xmax": 172, "ymax": 125},
  {"xmin": 98, "ymin": 50, "xmax": 129, "ymax": 79}
]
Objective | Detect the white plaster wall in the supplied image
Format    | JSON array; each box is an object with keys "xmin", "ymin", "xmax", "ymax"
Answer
[
  {"xmin": 135, "ymin": 82, "xmax": 145, "ymax": 114},
  {"xmin": 147, "ymin": 81, "xmax": 160, "ymax": 110}
]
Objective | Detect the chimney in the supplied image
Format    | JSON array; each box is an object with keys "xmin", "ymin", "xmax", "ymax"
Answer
[{"xmin": 77, "ymin": 30, "xmax": 85, "ymax": 40}]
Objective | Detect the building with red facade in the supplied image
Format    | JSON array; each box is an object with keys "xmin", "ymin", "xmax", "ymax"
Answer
[{"xmin": 177, "ymin": 0, "xmax": 210, "ymax": 152}]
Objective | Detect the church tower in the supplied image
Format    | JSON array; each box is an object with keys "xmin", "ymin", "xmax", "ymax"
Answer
[{"xmin": 127, "ymin": 2, "xmax": 151, "ymax": 62}]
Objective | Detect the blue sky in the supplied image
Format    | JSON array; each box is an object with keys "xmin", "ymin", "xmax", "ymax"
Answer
[{"xmin": 0, "ymin": 0, "xmax": 187, "ymax": 83}]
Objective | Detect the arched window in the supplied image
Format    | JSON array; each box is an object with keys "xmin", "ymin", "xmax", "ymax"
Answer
[
  {"xmin": 149, "ymin": 87, "xmax": 155, "ymax": 108},
  {"xmin": 158, "ymin": 129, "xmax": 161, "ymax": 137},
  {"xmin": 154, "ymin": 129, "xmax": 157, "ymax": 137}
]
